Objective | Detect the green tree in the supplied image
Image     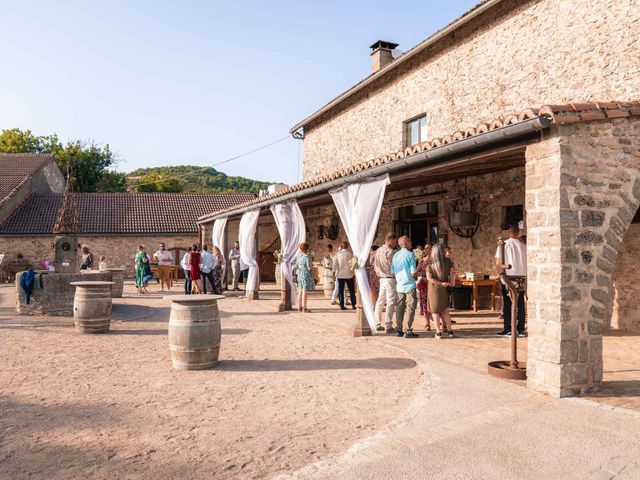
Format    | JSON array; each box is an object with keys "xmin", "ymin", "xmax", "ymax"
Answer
[
  {"xmin": 0, "ymin": 128, "xmax": 59, "ymax": 153},
  {"xmin": 53, "ymin": 140, "xmax": 117, "ymax": 192},
  {"xmin": 96, "ymin": 169, "xmax": 127, "ymax": 193},
  {"xmin": 136, "ymin": 172, "xmax": 184, "ymax": 192}
]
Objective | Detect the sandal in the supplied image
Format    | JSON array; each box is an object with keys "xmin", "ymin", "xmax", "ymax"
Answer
[{"xmin": 304, "ymin": 308, "xmax": 312, "ymax": 313}]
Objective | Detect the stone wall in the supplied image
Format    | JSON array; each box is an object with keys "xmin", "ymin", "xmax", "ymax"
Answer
[
  {"xmin": 15, "ymin": 270, "xmax": 112, "ymax": 316},
  {"xmin": 611, "ymin": 223, "xmax": 640, "ymax": 331},
  {"xmin": 302, "ymin": 0, "xmax": 640, "ymax": 178},
  {"xmin": 526, "ymin": 118, "xmax": 640, "ymax": 397},
  {"xmin": 0, "ymin": 234, "xmax": 199, "ymax": 278}
]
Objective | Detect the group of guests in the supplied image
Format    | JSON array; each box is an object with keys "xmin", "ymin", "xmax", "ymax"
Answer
[
  {"xmin": 315, "ymin": 235, "xmax": 454, "ymax": 339},
  {"xmin": 179, "ymin": 244, "xmax": 225, "ymax": 295},
  {"xmin": 131, "ymin": 242, "xmax": 225, "ymax": 295},
  {"xmin": 365, "ymin": 233, "xmax": 455, "ymax": 339}
]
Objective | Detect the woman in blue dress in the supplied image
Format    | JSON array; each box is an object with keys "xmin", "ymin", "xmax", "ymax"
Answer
[{"xmin": 295, "ymin": 242, "xmax": 315, "ymax": 312}]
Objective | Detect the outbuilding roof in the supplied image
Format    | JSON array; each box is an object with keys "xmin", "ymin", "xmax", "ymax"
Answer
[
  {"xmin": 0, "ymin": 153, "xmax": 56, "ymax": 204},
  {"xmin": 202, "ymin": 101, "xmax": 640, "ymax": 222},
  {"xmin": 0, "ymin": 192, "xmax": 256, "ymax": 235}
]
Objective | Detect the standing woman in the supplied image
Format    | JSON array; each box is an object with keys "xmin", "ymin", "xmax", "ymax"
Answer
[
  {"xmin": 295, "ymin": 242, "xmax": 315, "ymax": 312},
  {"xmin": 212, "ymin": 246, "xmax": 224, "ymax": 294},
  {"xmin": 427, "ymin": 244, "xmax": 455, "ymax": 338},
  {"xmin": 135, "ymin": 245, "xmax": 149, "ymax": 294},
  {"xmin": 416, "ymin": 244, "xmax": 432, "ymax": 331},
  {"xmin": 189, "ymin": 244, "xmax": 202, "ymax": 294},
  {"xmin": 366, "ymin": 245, "xmax": 380, "ymax": 310}
]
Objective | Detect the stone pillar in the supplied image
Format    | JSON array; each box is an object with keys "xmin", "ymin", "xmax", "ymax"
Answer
[
  {"xmin": 526, "ymin": 118, "xmax": 640, "ymax": 397},
  {"xmin": 353, "ymin": 280, "xmax": 372, "ymax": 337}
]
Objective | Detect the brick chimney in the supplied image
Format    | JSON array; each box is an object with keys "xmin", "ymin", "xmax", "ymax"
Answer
[{"xmin": 370, "ymin": 40, "xmax": 399, "ymax": 73}]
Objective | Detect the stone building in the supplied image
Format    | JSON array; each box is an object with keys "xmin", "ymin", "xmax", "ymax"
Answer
[
  {"xmin": 0, "ymin": 155, "xmax": 255, "ymax": 276},
  {"xmin": 199, "ymin": 0, "xmax": 639, "ymax": 397}
]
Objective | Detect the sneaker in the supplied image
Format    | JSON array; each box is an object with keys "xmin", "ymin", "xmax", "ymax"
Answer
[
  {"xmin": 518, "ymin": 331, "xmax": 527, "ymax": 338},
  {"xmin": 376, "ymin": 325, "xmax": 385, "ymax": 332},
  {"xmin": 496, "ymin": 331, "xmax": 511, "ymax": 337},
  {"xmin": 434, "ymin": 332, "xmax": 442, "ymax": 339},
  {"xmin": 385, "ymin": 327, "xmax": 395, "ymax": 335},
  {"xmin": 404, "ymin": 331, "xmax": 418, "ymax": 339},
  {"xmin": 396, "ymin": 329, "xmax": 404, "ymax": 337},
  {"xmin": 447, "ymin": 331, "xmax": 454, "ymax": 338}
]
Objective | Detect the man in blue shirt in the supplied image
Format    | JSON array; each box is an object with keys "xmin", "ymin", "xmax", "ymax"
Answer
[
  {"xmin": 391, "ymin": 236, "xmax": 418, "ymax": 338},
  {"xmin": 200, "ymin": 245, "xmax": 217, "ymax": 294}
]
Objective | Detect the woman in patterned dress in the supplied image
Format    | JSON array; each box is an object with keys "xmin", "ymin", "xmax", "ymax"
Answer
[
  {"xmin": 366, "ymin": 245, "xmax": 380, "ymax": 308},
  {"xmin": 212, "ymin": 246, "xmax": 224, "ymax": 294},
  {"xmin": 134, "ymin": 245, "xmax": 149, "ymax": 294},
  {"xmin": 416, "ymin": 244, "xmax": 432, "ymax": 330},
  {"xmin": 295, "ymin": 242, "xmax": 315, "ymax": 312}
]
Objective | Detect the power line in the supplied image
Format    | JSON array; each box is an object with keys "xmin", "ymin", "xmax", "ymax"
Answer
[{"xmin": 127, "ymin": 134, "xmax": 292, "ymax": 190}]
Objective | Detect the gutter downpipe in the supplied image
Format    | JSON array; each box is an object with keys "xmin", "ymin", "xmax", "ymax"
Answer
[{"xmin": 199, "ymin": 116, "xmax": 551, "ymax": 223}]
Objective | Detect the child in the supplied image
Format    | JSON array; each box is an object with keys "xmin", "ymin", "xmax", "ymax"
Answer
[{"xmin": 98, "ymin": 256, "xmax": 108, "ymax": 271}]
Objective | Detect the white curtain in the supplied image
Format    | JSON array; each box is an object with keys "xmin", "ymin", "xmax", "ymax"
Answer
[
  {"xmin": 211, "ymin": 217, "xmax": 228, "ymax": 280},
  {"xmin": 239, "ymin": 209, "xmax": 260, "ymax": 294},
  {"xmin": 329, "ymin": 174, "xmax": 390, "ymax": 332},
  {"xmin": 270, "ymin": 200, "xmax": 306, "ymax": 306}
]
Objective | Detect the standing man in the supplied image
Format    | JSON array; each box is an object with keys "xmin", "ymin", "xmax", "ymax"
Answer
[
  {"xmin": 200, "ymin": 245, "xmax": 216, "ymax": 294},
  {"xmin": 181, "ymin": 246, "xmax": 192, "ymax": 295},
  {"xmin": 229, "ymin": 241, "xmax": 241, "ymax": 291},
  {"xmin": 495, "ymin": 225, "xmax": 527, "ymax": 337},
  {"xmin": 154, "ymin": 243, "xmax": 174, "ymax": 291},
  {"xmin": 332, "ymin": 241, "xmax": 356, "ymax": 310},
  {"xmin": 391, "ymin": 236, "xmax": 418, "ymax": 338},
  {"xmin": 374, "ymin": 232, "xmax": 398, "ymax": 334}
]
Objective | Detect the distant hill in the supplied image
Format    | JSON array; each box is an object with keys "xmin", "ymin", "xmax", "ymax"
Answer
[{"xmin": 127, "ymin": 165, "xmax": 272, "ymax": 194}]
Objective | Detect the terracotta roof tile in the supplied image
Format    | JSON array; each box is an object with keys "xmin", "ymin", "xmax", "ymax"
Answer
[
  {"xmin": 202, "ymin": 100, "xmax": 640, "ymax": 221},
  {"xmin": 0, "ymin": 192, "xmax": 255, "ymax": 235}
]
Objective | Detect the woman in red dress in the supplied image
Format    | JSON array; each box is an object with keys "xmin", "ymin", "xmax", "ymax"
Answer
[{"xmin": 188, "ymin": 244, "xmax": 202, "ymax": 294}]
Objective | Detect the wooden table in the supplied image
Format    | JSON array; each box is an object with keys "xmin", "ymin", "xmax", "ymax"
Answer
[{"xmin": 455, "ymin": 278, "xmax": 498, "ymax": 312}]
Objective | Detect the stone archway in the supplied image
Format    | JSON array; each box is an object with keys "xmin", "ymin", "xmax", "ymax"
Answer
[
  {"xmin": 611, "ymin": 216, "xmax": 640, "ymax": 332},
  {"xmin": 525, "ymin": 117, "xmax": 640, "ymax": 397}
]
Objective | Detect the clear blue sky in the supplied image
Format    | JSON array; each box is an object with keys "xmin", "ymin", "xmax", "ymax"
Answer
[{"xmin": 0, "ymin": 0, "xmax": 478, "ymax": 185}]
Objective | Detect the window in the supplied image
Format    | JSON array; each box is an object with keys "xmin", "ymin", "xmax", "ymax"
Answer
[
  {"xmin": 502, "ymin": 205, "xmax": 524, "ymax": 230},
  {"xmin": 404, "ymin": 115, "xmax": 428, "ymax": 147}
]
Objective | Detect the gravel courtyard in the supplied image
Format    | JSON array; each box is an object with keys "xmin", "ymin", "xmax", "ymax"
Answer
[{"xmin": 0, "ymin": 284, "xmax": 420, "ymax": 480}]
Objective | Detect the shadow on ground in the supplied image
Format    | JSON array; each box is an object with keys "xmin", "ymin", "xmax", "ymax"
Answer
[
  {"xmin": 216, "ymin": 357, "xmax": 416, "ymax": 372},
  {"xmin": 590, "ymin": 380, "xmax": 640, "ymax": 398}
]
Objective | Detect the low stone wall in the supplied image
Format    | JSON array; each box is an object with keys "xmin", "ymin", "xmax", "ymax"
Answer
[{"xmin": 15, "ymin": 271, "xmax": 112, "ymax": 316}]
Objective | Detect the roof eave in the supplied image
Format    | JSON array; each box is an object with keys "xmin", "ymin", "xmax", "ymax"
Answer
[{"xmin": 289, "ymin": 0, "xmax": 505, "ymax": 134}]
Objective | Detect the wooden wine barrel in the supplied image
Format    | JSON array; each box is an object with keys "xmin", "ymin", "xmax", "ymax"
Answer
[
  {"xmin": 107, "ymin": 268, "xmax": 125, "ymax": 298},
  {"xmin": 70, "ymin": 281, "xmax": 115, "ymax": 334},
  {"xmin": 322, "ymin": 268, "xmax": 335, "ymax": 298},
  {"xmin": 166, "ymin": 295, "xmax": 224, "ymax": 370}
]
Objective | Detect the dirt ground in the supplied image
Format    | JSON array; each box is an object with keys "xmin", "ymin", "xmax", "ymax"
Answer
[{"xmin": 0, "ymin": 284, "xmax": 421, "ymax": 480}]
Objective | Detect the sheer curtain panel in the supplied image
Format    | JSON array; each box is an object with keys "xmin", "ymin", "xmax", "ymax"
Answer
[
  {"xmin": 270, "ymin": 200, "xmax": 306, "ymax": 306},
  {"xmin": 211, "ymin": 217, "xmax": 228, "ymax": 279},
  {"xmin": 239, "ymin": 209, "xmax": 260, "ymax": 295},
  {"xmin": 329, "ymin": 174, "xmax": 390, "ymax": 331}
]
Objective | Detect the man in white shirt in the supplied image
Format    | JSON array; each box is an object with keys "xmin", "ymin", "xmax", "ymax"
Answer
[
  {"xmin": 374, "ymin": 232, "xmax": 398, "ymax": 334},
  {"xmin": 154, "ymin": 243, "xmax": 174, "ymax": 291},
  {"xmin": 181, "ymin": 247, "xmax": 192, "ymax": 295},
  {"xmin": 495, "ymin": 225, "xmax": 527, "ymax": 337},
  {"xmin": 229, "ymin": 241, "xmax": 241, "ymax": 291},
  {"xmin": 332, "ymin": 241, "xmax": 356, "ymax": 310},
  {"xmin": 200, "ymin": 245, "xmax": 217, "ymax": 294}
]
